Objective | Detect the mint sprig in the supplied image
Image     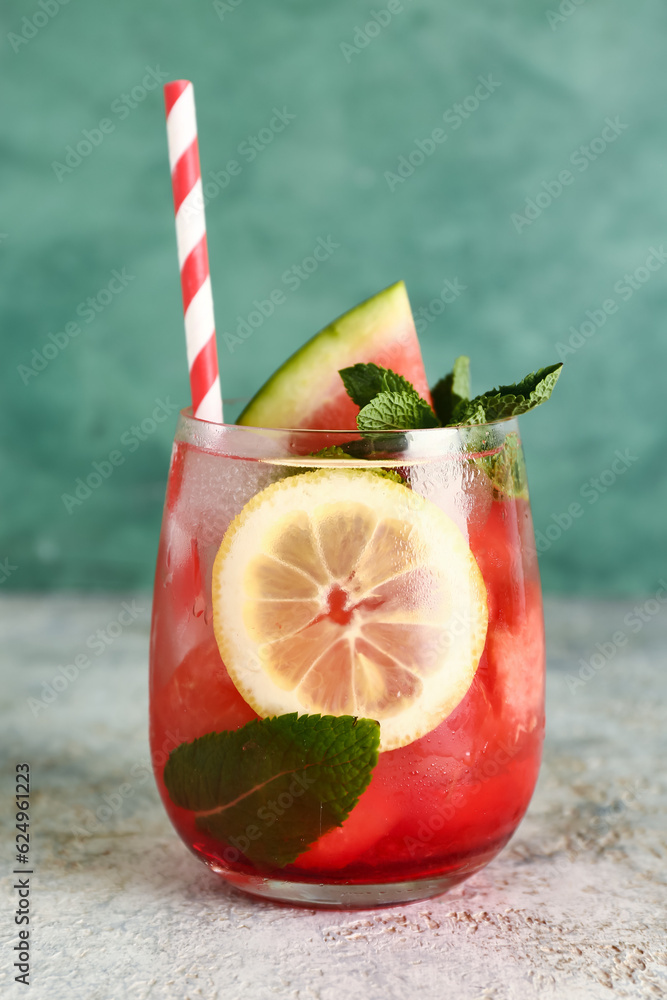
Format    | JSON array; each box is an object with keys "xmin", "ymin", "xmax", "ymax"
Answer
[
  {"xmin": 357, "ymin": 390, "xmax": 439, "ymax": 432},
  {"xmin": 474, "ymin": 429, "xmax": 529, "ymax": 500},
  {"xmin": 334, "ymin": 359, "xmax": 561, "ymax": 497},
  {"xmin": 338, "ymin": 361, "xmax": 561, "ymax": 432},
  {"xmin": 310, "ymin": 445, "xmax": 351, "ymax": 460},
  {"xmin": 163, "ymin": 713, "xmax": 380, "ymax": 868},
  {"xmin": 339, "ymin": 363, "xmax": 439, "ymax": 433},
  {"xmin": 431, "ymin": 355, "xmax": 470, "ymax": 425},
  {"xmin": 452, "ymin": 363, "xmax": 563, "ymax": 425},
  {"xmin": 339, "ymin": 363, "xmax": 417, "ymax": 408}
]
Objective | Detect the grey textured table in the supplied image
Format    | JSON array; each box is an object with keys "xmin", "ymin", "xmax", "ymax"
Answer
[{"xmin": 1, "ymin": 595, "xmax": 666, "ymax": 1000}]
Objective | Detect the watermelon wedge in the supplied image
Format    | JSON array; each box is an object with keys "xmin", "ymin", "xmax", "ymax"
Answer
[{"xmin": 237, "ymin": 281, "xmax": 431, "ymax": 429}]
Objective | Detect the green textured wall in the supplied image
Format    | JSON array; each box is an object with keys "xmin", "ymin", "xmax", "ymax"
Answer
[{"xmin": 1, "ymin": 0, "xmax": 665, "ymax": 594}]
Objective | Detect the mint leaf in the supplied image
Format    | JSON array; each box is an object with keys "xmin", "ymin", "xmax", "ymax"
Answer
[
  {"xmin": 339, "ymin": 363, "xmax": 416, "ymax": 408},
  {"xmin": 163, "ymin": 714, "xmax": 380, "ymax": 868},
  {"xmin": 452, "ymin": 363, "xmax": 562, "ymax": 425},
  {"xmin": 310, "ymin": 445, "xmax": 350, "ymax": 460},
  {"xmin": 431, "ymin": 356, "xmax": 470, "ymax": 424},
  {"xmin": 337, "ymin": 362, "xmax": 439, "ymax": 436},
  {"xmin": 472, "ymin": 430, "xmax": 528, "ymax": 501},
  {"xmin": 357, "ymin": 391, "xmax": 439, "ymax": 432}
]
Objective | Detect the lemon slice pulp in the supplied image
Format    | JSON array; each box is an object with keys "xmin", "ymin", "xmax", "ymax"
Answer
[{"xmin": 212, "ymin": 469, "xmax": 488, "ymax": 751}]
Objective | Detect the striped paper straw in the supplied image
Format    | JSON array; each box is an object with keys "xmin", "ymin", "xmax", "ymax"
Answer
[{"xmin": 164, "ymin": 80, "xmax": 223, "ymax": 423}]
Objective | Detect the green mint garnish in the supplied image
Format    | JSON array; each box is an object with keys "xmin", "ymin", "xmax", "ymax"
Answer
[
  {"xmin": 339, "ymin": 363, "xmax": 438, "ymax": 433},
  {"xmin": 339, "ymin": 364, "xmax": 438, "ymax": 432},
  {"xmin": 357, "ymin": 390, "xmax": 439, "ymax": 432},
  {"xmin": 163, "ymin": 713, "xmax": 380, "ymax": 868},
  {"xmin": 310, "ymin": 445, "xmax": 350, "ymax": 460},
  {"xmin": 452, "ymin": 363, "xmax": 563, "ymax": 425},
  {"xmin": 473, "ymin": 430, "xmax": 529, "ymax": 501},
  {"xmin": 335, "ymin": 358, "xmax": 560, "ymax": 496},
  {"xmin": 430, "ymin": 355, "xmax": 470, "ymax": 425},
  {"xmin": 339, "ymin": 363, "xmax": 417, "ymax": 408},
  {"xmin": 339, "ymin": 361, "xmax": 561, "ymax": 430}
]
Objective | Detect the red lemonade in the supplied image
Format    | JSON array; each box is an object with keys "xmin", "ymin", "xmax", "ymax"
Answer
[{"xmin": 150, "ymin": 421, "xmax": 544, "ymax": 905}]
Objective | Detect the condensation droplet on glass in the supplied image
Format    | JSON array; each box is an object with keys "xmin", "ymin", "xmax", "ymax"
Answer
[{"xmin": 192, "ymin": 594, "xmax": 206, "ymax": 618}]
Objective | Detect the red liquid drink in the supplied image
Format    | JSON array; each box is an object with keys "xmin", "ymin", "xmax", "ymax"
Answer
[{"xmin": 150, "ymin": 416, "xmax": 544, "ymax": 907}]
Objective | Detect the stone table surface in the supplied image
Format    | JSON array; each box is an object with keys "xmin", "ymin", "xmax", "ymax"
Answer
[{"xmin": 1, "ymin": 594, "xmax": 666, "ymax": 1000}]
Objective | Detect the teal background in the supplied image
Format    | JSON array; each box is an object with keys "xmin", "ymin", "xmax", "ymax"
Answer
[{"xmin": 1, "ymin": 0, "xmax": 665, "ymax": 594}]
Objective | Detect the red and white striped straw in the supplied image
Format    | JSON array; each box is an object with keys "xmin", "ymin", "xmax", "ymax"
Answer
[{"xmin": 164, "ymin": 80, "xmax": 223, "ymax": 423}]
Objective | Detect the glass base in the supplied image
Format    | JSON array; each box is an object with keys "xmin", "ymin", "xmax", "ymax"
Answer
[{"xmin": 212, "ymin": 862, "xmax": 487, "ymax": 909}]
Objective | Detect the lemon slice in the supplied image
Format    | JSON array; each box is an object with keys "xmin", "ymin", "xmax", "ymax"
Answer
[{"xmin": 212, "ymin": 469, "xmax": 488, "ymax": 751}]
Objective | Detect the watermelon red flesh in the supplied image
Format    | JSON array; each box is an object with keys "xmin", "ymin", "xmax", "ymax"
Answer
[{"xmin": 237, "ymin": 281, "xmax": 431, "ymax": 430}]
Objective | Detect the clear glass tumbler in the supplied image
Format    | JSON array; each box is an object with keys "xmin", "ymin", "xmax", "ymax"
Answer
[{"xmin": 149, "ymin": 411, "xmax": 544, "ymax": 908}]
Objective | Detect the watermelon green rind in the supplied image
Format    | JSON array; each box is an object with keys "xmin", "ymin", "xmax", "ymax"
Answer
[{"xmin": 237, "ymin": 281, "xmax": 429, "ymax": 429}]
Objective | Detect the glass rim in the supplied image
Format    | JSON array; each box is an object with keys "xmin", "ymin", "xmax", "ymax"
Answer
[
  {"xmin": 173, "ymin": 408, "xmax": 521, "ymax": 465},
  {"xmin": 178, "ymin": 406, "xmax": 520, "ymax": 435}
]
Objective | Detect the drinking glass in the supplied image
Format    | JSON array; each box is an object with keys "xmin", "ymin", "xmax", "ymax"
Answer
[{"xmin": 149, "ymin": 410, "xmax": 544, "ymax": 908}]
